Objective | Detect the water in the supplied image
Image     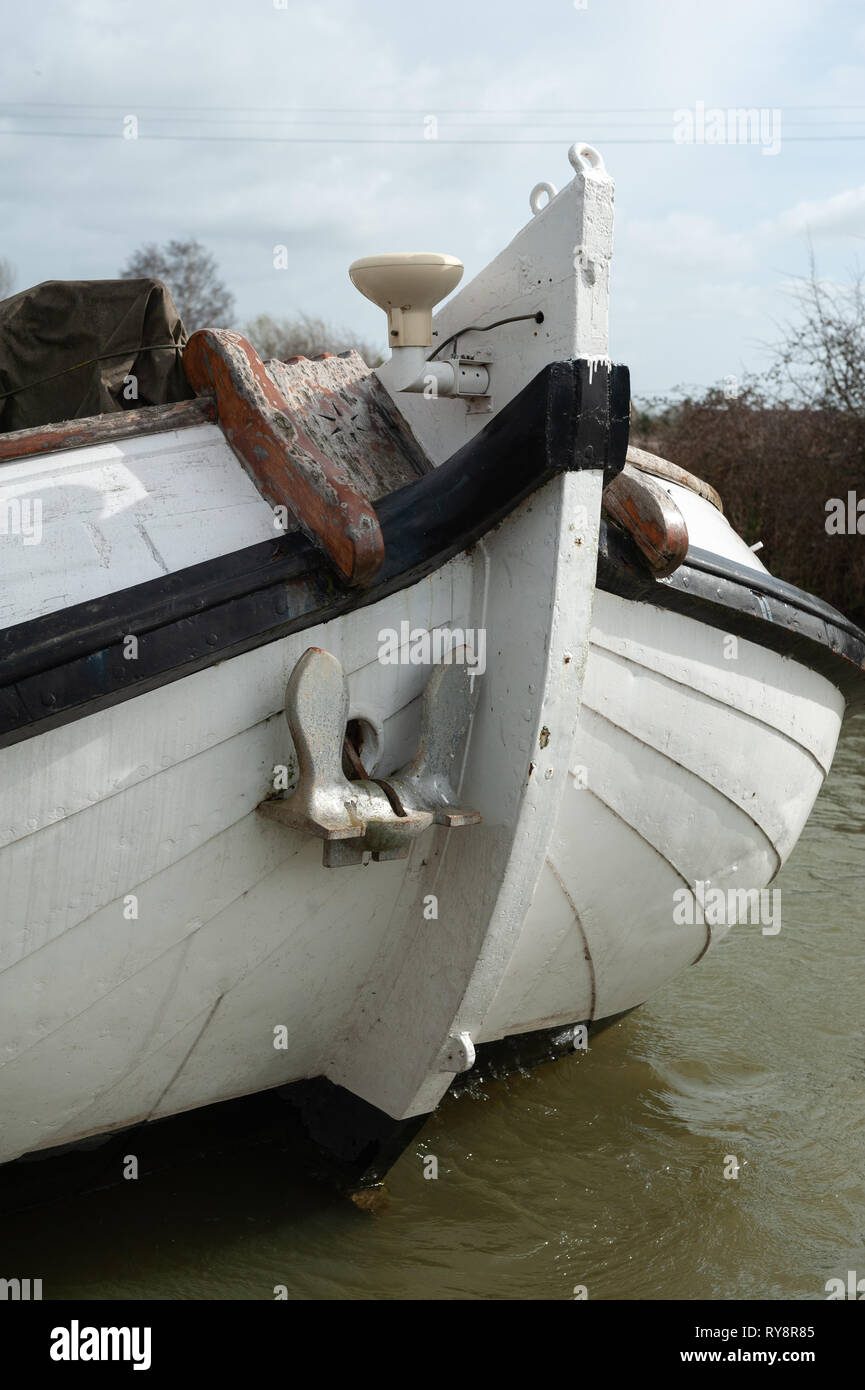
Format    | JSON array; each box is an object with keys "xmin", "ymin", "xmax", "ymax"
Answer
[{"xmin": 4, "ymin": 721, "xmax": 864, "ymax": 1301}]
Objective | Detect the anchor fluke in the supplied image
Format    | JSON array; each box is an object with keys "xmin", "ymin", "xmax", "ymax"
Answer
[{"xmin": 258, "ymin": 646, "xmax": 481, "ymax": 867}]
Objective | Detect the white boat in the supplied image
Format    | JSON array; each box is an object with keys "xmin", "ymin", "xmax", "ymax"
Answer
[{"xmin": 0, "ymin": 143, "xmax": 862, "ymax": 1188}]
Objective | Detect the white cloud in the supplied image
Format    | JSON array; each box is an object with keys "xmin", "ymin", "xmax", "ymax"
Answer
[
  {"xmin": 772, "ymin": 184, "xmax": 865, "ymax": 238},
  {"xmin": 619, "ymin": 212, "xmax": 756, "ymax": 275}
]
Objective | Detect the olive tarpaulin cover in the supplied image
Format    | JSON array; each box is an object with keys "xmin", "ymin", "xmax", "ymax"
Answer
[{"xmin": 0, "ymin": 278, "xmax": 195, "ymax": 434}]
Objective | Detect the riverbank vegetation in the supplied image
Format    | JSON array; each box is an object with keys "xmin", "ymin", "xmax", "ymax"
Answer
[{"xmin": 631, "ymin": 259, "xmax": 865, "ymax": 626}]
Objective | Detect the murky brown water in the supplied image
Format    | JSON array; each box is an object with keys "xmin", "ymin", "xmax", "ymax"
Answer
[{"xmin": 4, "ymin": 720, "xmax": 864, "ymax": 1301}]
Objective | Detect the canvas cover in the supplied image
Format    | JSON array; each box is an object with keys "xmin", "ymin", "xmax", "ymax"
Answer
[{"xmin": 0, "ymin": 278, "xmax": 195, "ymax": 433}]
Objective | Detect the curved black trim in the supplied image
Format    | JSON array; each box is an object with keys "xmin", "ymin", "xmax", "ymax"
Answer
[
  {"xmin": 596, "ymin": 524, "xmax": 865, "ymax": 716},
  {"xmin": 683, "ymin": 546, "xmax": 865, "ymax": 648},
  {"xmin": 0, "ymin": 359, "xmax": 630, "ymax": 749}
]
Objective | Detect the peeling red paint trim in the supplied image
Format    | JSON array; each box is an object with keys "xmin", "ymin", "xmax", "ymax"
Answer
[
  {"xmin": 183, "ymin": 330, "xmax": 384, "ymax": 587},
  {"xmin": 0, "ymin": 397, "xmax": 216, "ymax": 462},
  {"xmin": 603, "ymin": 464, "xmax": 689, "ymax": 577}
]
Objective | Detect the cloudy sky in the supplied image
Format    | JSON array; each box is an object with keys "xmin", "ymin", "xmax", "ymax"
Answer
[{"xmin": 2, "ymin": 0, "xmax": 864, "ymax": 397}]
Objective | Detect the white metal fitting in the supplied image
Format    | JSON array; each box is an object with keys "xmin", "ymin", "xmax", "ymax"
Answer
[{"xmin": 390, "ymin": 346, "xmax": 490, "ymax": 398}]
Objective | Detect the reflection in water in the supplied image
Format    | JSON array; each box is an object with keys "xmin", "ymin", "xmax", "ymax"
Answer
[{"xmin": 3, "ymin": 722, "xmax": 864, "ymax": 1301}]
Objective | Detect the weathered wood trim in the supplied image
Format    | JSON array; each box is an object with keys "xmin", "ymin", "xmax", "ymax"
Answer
[
  {"xmin": 0, "ymin": 397, "xmax": 218, "ymax": 462},
  {"xmin": 183, "ymin": 330, "xmax": 385, "ymax": 587},
  {"xmin": 262, "ymin": 351, "xmax": 432, "ymax": 499},
  {"xmin": 603, "ymin": 462, "xmax": 689, "ymax": 577},
  {"xmin": 626, "ymin": 445, "xmax": 724, "ymax": 514}
]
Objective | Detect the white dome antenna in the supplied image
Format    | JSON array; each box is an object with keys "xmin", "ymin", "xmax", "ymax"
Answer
[{"xmin": 349, "ymin": 252, "xmax": 463, "ymax": 349}]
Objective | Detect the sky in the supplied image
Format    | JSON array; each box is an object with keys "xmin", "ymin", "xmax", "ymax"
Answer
[{"xmin": 2, "ymin": 0, "xmax": 864, "ymax": 399}]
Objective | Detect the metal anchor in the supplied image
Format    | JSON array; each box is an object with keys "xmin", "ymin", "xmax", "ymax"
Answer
[{"xmin": 258, "ymin": 646, "xmax": 481, "ymax": 867}]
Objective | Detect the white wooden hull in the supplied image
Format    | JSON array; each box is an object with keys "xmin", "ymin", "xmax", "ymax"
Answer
[
  {"xmin": 0, "ymin": 463, "xmax": 609, "ymax": 1163},
  {"xmin": 0, "ymin": 490, "xmax": 847, "ymax": 1164},
  {"xmin": 480, "ymin": 587, "xmax": 844, "ymax": 1039}
]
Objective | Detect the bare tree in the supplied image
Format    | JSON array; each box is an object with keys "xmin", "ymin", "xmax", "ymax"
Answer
[
  {"xmin": 119, "ymin": 239, "xmax": 234, "ymax": 332},
  {"xmin": 243, "ymin": 311, "xmax": 382, "ymax": 366},
  {"xmin": 0, "ymin": 257, "xmax": 15, "ymax": 300},
  {"xmin": 767, "ymin": 249, "xmax": 865, "ymax": 416}
]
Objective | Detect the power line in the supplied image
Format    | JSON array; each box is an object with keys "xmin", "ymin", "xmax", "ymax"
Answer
[
  {"xmin": 3, "ymin": 113, "xmax": 865, "ymax": 129},
  {"xmin": 3, "ymin": 100, "xmax": 865, "ymax": 114},
  {"xmin": 2, "ymin": 126, "xmax": 865, "ymax": 145}
]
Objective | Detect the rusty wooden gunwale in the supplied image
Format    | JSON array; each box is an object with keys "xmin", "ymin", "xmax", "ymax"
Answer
[
  {"xmin": 0, "ymin": 397, "xmax": 217, "ymax": 461},
  {"xmin": 626, "ymin": 444, "xmax": 724, "ymax": 514},
  {"xmin": 183, "ymin": 330, "xmax": 385, "ymax": 588},
  {"xmin": 602, "ymin": 462, "xmax": 690, "ymax": 578}
]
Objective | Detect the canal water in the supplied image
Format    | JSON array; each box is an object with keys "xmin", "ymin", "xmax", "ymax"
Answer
[{"xmin": 4, "ymin": 719, "xmax": 864, "ymax": 1301}]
